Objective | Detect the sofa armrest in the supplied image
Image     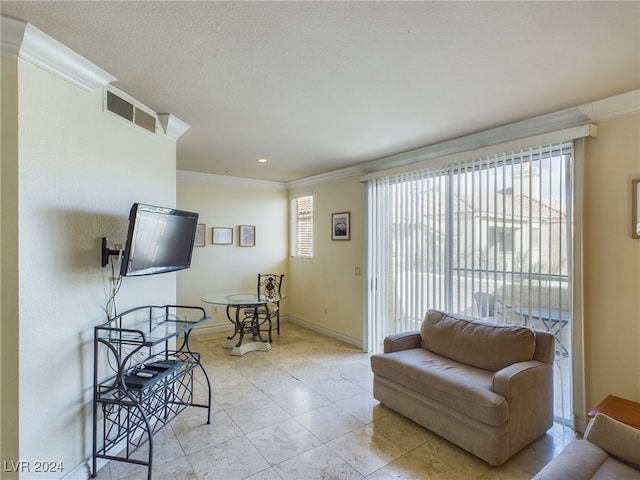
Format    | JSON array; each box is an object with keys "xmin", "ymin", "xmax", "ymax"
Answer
[
  {"xmin": 492, "ymin": 360, "xmax": 551, "ymax": 398},
  {"xmin": 492, "ymin": 360, "xmax": 554, "ymax": 452},
  {"xmin": 383, "ymin": 331, "xmax": 421, "ymax": 353},
  {"xmin": 585, "ymin": 413, "xmax": 640, "ymax": 469}
]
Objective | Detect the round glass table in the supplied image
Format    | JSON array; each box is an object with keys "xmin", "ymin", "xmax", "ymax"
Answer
[{"xmin": 201, "ymin": 292, "xmax": 285, "ymax": 356}]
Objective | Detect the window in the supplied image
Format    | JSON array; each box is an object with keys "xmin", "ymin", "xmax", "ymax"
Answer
[
  {"xmin": 495, "ymin": 227, "xmax": 514, "ymax": 253},
  {"xmin": 291, "ymin": 194, "xmax": 313, "ymax": 258}
]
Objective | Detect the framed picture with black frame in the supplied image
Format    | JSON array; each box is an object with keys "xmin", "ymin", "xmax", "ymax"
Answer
[{"xmin": 331, "ymin": 212, "xmax": 350, "ymax": 241}]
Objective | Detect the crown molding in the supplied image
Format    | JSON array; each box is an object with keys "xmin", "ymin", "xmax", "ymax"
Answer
[
  {"xmin": 177, "ymin": 170, "xmax": 287, "ymax": 190},
  {"xmin": 285, "ymin": 164, "xmax": 365, "ymax": 189},
  {"xmin": 1, "ymin": 15, "xmax": 116, "ymax": 92},
  {"xmin": 579, "ymin": 89, "xmax": 640, "ymax": 123},
  {"xmin": 158, "ymin": 114, "xmax": 191, "ymax": 139},
  {"xmin": 1, "ymin": 16, "xmax": 26, "ymax": 55},
  {"xmin": 288, "ymin": 89, "xmax": 640, "ymax": 189}
]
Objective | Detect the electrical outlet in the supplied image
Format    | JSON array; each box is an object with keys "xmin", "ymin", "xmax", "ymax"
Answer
[{"xmin": 355, "ymin": 267, "xmax": 361, "ymax": 276}]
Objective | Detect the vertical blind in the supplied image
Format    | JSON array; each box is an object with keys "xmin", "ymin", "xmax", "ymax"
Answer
[{"xmin": 367, "ymin": 141, "xmax": 573, "ymax": 346}]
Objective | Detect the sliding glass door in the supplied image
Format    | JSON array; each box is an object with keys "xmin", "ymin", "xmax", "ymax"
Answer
[{"xmin": 366, "ymin": 142, "xmax": 573, "ymax": 424}]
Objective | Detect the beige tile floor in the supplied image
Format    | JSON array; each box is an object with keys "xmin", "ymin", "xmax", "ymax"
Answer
[{"xmin": 94, "ymin": 323, "xmax": 577, "ymax": 480}]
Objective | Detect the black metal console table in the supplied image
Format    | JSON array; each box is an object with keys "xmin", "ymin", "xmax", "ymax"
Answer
[{"xmin": 92, "ymin": 305, "xmax": 211, "ymax": 479}]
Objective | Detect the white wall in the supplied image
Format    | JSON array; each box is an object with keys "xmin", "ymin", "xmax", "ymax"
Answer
[
  {"xmin": 4, "ymin": 55, "xmax": 179, "ymax": 477},
  {"xmin": 288, "ymin": 177, "xmax": 366, "ymax": 346},
  {"xmin": 583, "ymin": 113, "xmax": 640, "ymax": 407},
  {"xmin": 176, "ymin": 172, "xmax": 366, "ymax": 347},
  {"xmin": 176, "ymin": 171, "xmax": 289, "ymax": 329}
]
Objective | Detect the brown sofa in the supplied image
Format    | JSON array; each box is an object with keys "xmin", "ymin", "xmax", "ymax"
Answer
[
  {"xmin": 370, "ymin": 309, "xmax": 554, "ymax": 466},
  {"xmin": 533, "ymin": 413, "xmax": 640, "ymax": 479}
]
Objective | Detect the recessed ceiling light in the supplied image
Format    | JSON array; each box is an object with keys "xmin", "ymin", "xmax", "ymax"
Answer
[{"xmin": 257, "ymin": 158, "xmax": 268, "ymax": 164}]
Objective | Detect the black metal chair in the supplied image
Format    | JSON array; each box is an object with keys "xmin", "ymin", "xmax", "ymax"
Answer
[{"xmin": 243, "ymin": 273, "xmax": 284, "ymax": 341}]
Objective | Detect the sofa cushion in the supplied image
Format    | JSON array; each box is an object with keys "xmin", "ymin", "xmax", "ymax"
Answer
[
  {"xmin": 592, "ymin": 458, "xmax": 640, "ymax": 479},
  {"xmin": 370, "ymin": 347, "xmax": 508, "ymax": 426},
  {"xmin": 420, "ymin": 309, "xmax": 536, "ymax": 371}
]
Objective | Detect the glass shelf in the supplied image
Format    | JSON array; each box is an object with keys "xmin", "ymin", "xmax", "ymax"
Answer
[{"xmin": 96, "ymin": 305, "xmax": 210, "ymax": 346}]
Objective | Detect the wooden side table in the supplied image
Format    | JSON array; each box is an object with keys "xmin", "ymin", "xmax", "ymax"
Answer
[{"xmin": 587, "ymin": 395, "xmax": 640, "ymax": 430}]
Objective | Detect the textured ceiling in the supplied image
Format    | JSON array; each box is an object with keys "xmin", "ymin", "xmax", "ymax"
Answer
[{"xmin": 2, "ymin": 1, "xmax": 639, "ymax": 182}]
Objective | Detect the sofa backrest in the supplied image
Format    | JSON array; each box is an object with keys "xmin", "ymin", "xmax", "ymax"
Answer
[
  {"xmin": 585, "ymin": 413, "xmax": 640, "ymax": 469},
  {"xmin": 532, "ymin": 329, "xmax": 555, "ymax": 365},
  {"xmin": 420, "ymin": 309, "xmax": 536, "ymax": 371}
]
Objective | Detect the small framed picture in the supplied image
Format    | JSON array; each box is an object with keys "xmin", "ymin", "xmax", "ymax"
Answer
[
  {"xmin": 633, "ymin": 178, "xmax": 640, "ymax": 239},
  {"xmin": 212, "ymin": 227, "xmax": 233, "ymax": 245},
  {"xmin": 194, "ymin": 223, "xmax": 206, "ymax": 247},
  {"xmin": 239, "ymin": 225, "xmax": 255, "ymax": 247},
  {"xmin": 331, "ymin": 212, "xmax": 350, "ymax": 241}
]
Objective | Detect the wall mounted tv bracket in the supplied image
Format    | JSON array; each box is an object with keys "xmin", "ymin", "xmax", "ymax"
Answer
[{"xmin": 101, "ymin": 237, "xmax": 121, "ymax": 267}]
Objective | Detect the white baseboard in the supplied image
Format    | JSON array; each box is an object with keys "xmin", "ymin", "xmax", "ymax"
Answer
[
  {"xmin": 191, "ymin": 321, "xmax": 235, "ymax": 335},
  {"xmin": 287, "ymin": 315, "xmax": 364, "ymax": 350},
  {"xmin": 191, "ymin": 315, "xmax": 364, "ymax": 351},
  {"xmin": 61, "ymin": 459, "xmax": 91, "ymax": 480},
  {"xmin": 191, "ymin": 317, "xmax": 290, "ymax": 336}
]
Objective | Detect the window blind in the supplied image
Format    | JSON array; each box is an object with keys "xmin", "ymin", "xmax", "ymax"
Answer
[{"xmin": 291, "ymin": 195, "xmax": 313, "ymax": 258}]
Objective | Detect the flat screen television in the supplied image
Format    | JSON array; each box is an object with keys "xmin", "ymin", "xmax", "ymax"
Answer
[{"xmin": 120, "ymin": 203, "xmax": 199, "ymax": 277}]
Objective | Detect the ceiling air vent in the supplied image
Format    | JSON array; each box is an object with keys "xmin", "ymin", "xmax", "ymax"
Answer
[
  {"xmin": 134, "ymin": 109, "xmax": 155, "ymax": 133},
  {"xmin": 107, "ymin": 90, "xmax": 133, "ymax": 121},
  {"xmin": 106, "ymin": 90, "xmax": 156, "ymax": 134}
]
